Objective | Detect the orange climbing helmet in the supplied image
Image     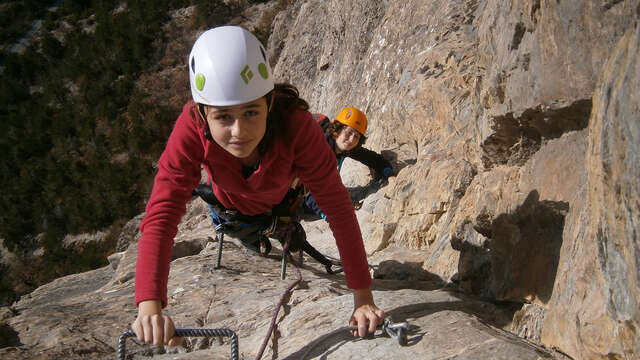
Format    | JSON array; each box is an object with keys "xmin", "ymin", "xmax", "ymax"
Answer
[{"xmin": 334, "ymin": 106, "xmax": 367, "ymax": 135}]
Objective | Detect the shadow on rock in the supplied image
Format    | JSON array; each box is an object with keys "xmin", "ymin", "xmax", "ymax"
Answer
[
  {"xmin": 384, "ymin": 297, "xmax": 521, "ymax": 332},
  {"xmin": 347, "ymin": 176, "xmax": 387, "ymax": 204},
  {"xmin": 283, "ymin": 324, "xmax": 415, "ymax": 360},
  {"xmin": 371, "ymin": 260, "xmax": 445, "ymax": 291},
  {"xmin": 283, "ymin": 296, "xmax": 519, "ymax": 359},
  {"xmin": 381, "ymin": 149, "xmax": 416, "ymax": 174},
  {"xmin": 0, "ymin": 323, "xmax": 22, "ymax": 348},
  {"xmin": 451, "ymin": 190, "xmax": 568, "ymax": 304},
  {"xmin": 347, "ymin": 150, "xmax": 415, "ymax": 204}
]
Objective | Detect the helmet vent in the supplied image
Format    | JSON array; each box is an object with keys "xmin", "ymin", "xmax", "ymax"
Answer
[
  {"xmin": 190, "ymin": 56, "xmax": 195, "ymax": 73},
  {"xmin": 259, "ymin": 46, "xmax": 266, "ymax": 62}
]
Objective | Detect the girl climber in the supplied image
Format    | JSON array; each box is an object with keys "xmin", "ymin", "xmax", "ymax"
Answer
[
  {"xmin": 132, "ymin": 26, "xmax": 385, "ymax": 346},
  {"xmin": 304, "ymin": 107, "xmax": 395, "ymax": 218}
]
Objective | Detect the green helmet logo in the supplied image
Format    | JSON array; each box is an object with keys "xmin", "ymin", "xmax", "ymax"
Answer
[
  {"xmin": 240, "ymin": 65, "xmax": 254, "ymax": 84},
  {"xmin": 195, "ymin": 73, "xmax": 206, "ymax": 91},
  {"xmin": 240, "ymin": 63, "xmax": 269, "ymax": 85},
  {"xmin": 258, "ymin": 63, "xmax": 269, "ymax": 80}
]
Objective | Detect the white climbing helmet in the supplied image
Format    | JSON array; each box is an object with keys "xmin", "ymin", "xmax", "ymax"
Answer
[{"xmin": 188, "ymin": 26, "xmax": 274, "ymax": 106}]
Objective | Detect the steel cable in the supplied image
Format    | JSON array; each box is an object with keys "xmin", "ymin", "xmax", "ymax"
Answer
[{"xmin": 117, "ymin": 328, "xmax": 238, "ymax": 360}]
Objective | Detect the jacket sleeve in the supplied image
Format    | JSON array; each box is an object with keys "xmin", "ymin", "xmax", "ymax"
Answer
[
  {"xmin": 348, "ymin": 146, "xmax": 394, "ymax": 179},
  {"xmin": 135, "ymin": 106, "xmax": 204, "ymax": 307},
  {"xmin": 292, "ymin": 110, "xmax": 371, "ymax": 290}
]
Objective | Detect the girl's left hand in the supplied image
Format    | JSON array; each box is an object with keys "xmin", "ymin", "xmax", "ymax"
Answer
[
  {"xmin": 350, "ymin": 288, "xmax": 385, "ymax": 337},
  {"xmin": 350, "ymin": 303, "xmax": 385, "ymax": 337}
]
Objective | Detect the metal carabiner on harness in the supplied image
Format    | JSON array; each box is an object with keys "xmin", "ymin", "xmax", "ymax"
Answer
[{"xmin": 275, "ymin": 219, "xmax": 296, "ymax": 280}]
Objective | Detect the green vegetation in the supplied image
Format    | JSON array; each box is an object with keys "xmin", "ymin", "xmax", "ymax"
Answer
[
  {"xmin": 0, "ymin": 0, "xmax": 285, "ymax": 299},
  {"xmin": 0, "ymin": 0, "xmax": 197, "ymax": 290},
  {"xmin": 0, "ymin": 0, "xmax": 51, "ymax": 45}
]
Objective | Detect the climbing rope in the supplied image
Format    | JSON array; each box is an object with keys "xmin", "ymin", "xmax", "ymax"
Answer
[
  {"xmin": 255, "ymin": 222, "xmax": 302, "ymax": 360},
  {"xmin": 116, "ymin": 328, "xmax": 238, "ymax": 360}
]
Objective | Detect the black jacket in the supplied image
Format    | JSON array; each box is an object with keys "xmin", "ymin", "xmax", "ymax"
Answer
[{"xmin": 304, "ymin": 114, "xmax": 394, "ymax": 218}]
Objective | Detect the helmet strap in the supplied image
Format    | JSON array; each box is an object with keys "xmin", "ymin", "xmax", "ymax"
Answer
[{"xmin": 197, "ymin": 103, "xmax": 207, "ymax": 121}]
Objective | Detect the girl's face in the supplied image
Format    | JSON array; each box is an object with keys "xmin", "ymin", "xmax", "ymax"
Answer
[
  {"xmin": 333, "ymin": 125, "xmax": 361, "ymax": 152},
  {"xmin": 204, "ymin": 97, "xmax": 268, "ymax": 160}
]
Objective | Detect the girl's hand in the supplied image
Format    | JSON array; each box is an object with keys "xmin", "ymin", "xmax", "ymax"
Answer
[
  {"xmin": 132, "ymin": 300, "xmax": 182, "ymax": 346},
  {"xmin": 349, "ymin": 288, "xmax": 385, "ymax": 337}
]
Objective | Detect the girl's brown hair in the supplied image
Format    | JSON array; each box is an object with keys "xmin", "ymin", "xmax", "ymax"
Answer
[{"xmin": 260, "ymin": 83, "xmax": 309, "ymax": 152}]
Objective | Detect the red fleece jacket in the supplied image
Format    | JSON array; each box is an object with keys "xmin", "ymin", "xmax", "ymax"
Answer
[{"xmin": 135, "ymin": 101, "xmax": 372, "ymax": 306}]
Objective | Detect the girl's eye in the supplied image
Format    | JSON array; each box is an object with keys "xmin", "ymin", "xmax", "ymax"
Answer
[
  {"xmin": 214, "ymin": 114, "xmax": 233, "ymax": 122},
  {"xmin": 245, "ymin": 110, "xmax": 258, "ymax": 117},
  {"xmin": 344, "ymin": 130, "xmax": 358, "ymax": 139}
]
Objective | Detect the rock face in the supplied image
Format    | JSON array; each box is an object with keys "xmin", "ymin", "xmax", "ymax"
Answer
[
  {"xmin": 541, "ymin": 19, "xmax": 640, "ymax": 357},
  {"xmin": 270, "ymin": 0, "xmax": 640, "ymax": 358},
  {"xmin": 1, "ymin": 0, "xmax": 639, "ymax": 359},
  {"xmin": 0, "ymin": 198, "xmax": 568, "ymax": 359}
]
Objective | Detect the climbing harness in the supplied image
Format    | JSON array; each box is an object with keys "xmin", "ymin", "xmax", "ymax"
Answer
[
  {"xmin": 192, "ymin": 183, "xmax": 343, "ymax": 278},
  {"xmin": 211, "ymin": 214, "xmax": 341, "ymax": 279},
  {"xmin": 116, "ymin": 328, "xmax": 238, "ymax": 360}
]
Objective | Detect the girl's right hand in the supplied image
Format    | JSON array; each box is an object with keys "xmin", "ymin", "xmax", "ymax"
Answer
[{"xmin": 132, "ymin": 300, "xmax": 182, "ymax": 346}]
